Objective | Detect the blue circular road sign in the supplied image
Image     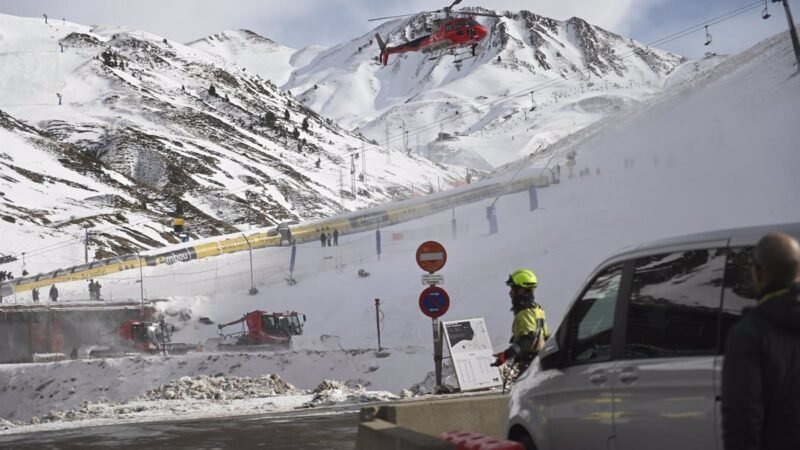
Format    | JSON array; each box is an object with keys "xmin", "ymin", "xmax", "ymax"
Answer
[{"xmin": 419, "ymin": 286, "xmax": 450, "ymax": 319}]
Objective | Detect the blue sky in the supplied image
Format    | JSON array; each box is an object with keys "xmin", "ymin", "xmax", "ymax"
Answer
[{"xmin": 0, "ymin": 0, "xmax": 796, "ymax": 58}]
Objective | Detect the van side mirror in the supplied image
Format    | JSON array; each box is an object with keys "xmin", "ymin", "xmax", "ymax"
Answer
[
  {"xmin": 538, "ymin": 339, "xmax": 562, "ymax": 371},
  {"xmin": 540, "ymin": 349, "xmax": 561, "ymax": 371}
]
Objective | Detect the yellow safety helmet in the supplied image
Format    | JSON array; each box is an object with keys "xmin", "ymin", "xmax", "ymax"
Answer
[{"xmin": 506, "ymin": 268, "xmax": 538, "ymax": 289}]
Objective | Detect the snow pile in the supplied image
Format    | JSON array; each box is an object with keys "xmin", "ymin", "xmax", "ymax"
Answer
[
  {"xmin": 6, "ymin": 373, "xmax": 395, "ymax": 432},
  {"xmin": 0, "ymin": 418, "xmax": 15, "ymax": 431},
  {"xmin": 401, "ymin": 361, "xmax": 460, "ymax": 397},
  {"xmin": 303, "ymin": 379, "xmax": 397, "ymax": 408},
  {"xmin": 37, "ymin": 401, "xmax": 126, "ymax": 424},
  {"xmin": 139, "ymin": 373, "xmax": 296, "ymax": 401}
]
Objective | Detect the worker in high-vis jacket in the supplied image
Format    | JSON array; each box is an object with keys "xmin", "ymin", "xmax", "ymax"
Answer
[{"xmin": 491, "ymin": 268, "xmax": 550, "ymax": 375}]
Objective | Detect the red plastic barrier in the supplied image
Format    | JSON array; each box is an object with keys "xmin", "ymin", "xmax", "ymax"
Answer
[{"xmin": 439, "ymin": 431, "xmax": 524, "ymax": 450}]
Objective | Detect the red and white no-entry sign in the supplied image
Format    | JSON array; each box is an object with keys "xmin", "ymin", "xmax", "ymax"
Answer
[{"xmin": 416, "ymin": 241, "xmax": 447, "ymax": 273}]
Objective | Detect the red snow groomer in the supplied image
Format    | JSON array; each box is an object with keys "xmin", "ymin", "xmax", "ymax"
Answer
[
  {"xmin": 88, "ymin": 320, "xmax": 196, "ymax": 358},
  {"xmin": 216, "ymin": 310, "xmax": 306, "ymax": 349}
]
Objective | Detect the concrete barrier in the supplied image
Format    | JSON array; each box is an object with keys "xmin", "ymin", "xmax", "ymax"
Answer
[
  {"xmin": 356, "ymin": 419, "xmax": 456, "ymax": 450},
  {"xmin": 356, "ymin": 393, "xmax": 510, "ymax": 449}
]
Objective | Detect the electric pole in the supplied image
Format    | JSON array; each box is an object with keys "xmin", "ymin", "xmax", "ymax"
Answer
[
  {"xmin": 403, "ymin": 126, "xmax": 409, "ymax": 156},
  {"xmin": 774, "ymin": 0, "xmax": 800, "ymax": 69},
  {"xmin": 338, "ymin": 169, "xmax": 344, "ymax": 204},
  {"xmin": 361, "ymin": 141, "xmax": 367, "ymax": 188},
  {"xmin": 350, "ymin": 154, "xmax": 357, "ymax": 195},
  {"xmin": 84, "ymin": 226, "xmax": 94, "ymax": 263},
  {"xmin": 385, "ymin": 123, "xmax": 390, "ymax": 166}
]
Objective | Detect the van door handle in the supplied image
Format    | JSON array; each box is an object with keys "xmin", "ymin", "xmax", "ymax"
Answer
[
  {"xmin": 618, "ymin": 367, "xmax": 639, "ymax": 384},
  {"xmin": 589, "ymin": 371, "xmax": 608, "ymax": 385}
]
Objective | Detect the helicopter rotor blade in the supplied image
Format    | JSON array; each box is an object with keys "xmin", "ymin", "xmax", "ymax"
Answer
[
  {"xmin": 460, "ymin": 11, "xmax": 502, "ymax": 18},
  {"xmin": 368, "ymin": 12, "xmax": 422, "ymax": 22}
]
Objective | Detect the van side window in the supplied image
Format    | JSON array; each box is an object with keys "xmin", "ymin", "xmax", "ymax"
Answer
[
  {"xmin": 565, "ymin": 265, "xmax": 623, "ymax": 365},
  {"xmin": 624, "ymin": 249, "xmax": 726, "ymax": 359},
  {"xmin": 720, "ymin": 247, "xmax": 757, "ymax": 352}
]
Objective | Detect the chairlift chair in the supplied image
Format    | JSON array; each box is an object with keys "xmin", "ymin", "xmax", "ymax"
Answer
[
  {"xmin": 704, "ymin": 25, "xmax": 712, "ymax": 46},
  {"xmin": 762, "ymin": 0, "xmax": 772, "ymax": 19}
]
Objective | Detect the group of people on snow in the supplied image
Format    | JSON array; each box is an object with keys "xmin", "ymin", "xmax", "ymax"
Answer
[
  {"xmin": 88, "ymin": 279, "xmax": 102, "ymax": 300},
  {"xmin": 320, "ymin": 229, "xmax": 339, "ymax": 247}
]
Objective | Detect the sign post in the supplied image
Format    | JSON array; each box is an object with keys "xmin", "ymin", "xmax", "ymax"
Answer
[
  {"xmin": 288, "ymin": 244, "xmax": 297, "ymax": 285},
  {"xmin": 376, "ymin": 228, "xmax": 382, "ymax": 261},
  {"xmin": 416, "ymin": 241, "xmax": 449, "ymax": 392}
]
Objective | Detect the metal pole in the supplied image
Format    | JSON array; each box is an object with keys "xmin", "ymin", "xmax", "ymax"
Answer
[
  {"xmin": 375, "ymin": 298, "xmax": 382, "ymax": 351},
  {"xmin": 451, "ymin": 208, "xmax": 457, "ymax": 239},
  {"xmin": 242, "ymin": 233, "xmax": 257, "ymax": 295},
  {"xmin": 433, "ymin": 318, "xmax": 443, "ymax": 392},
  {"xmin": 777, "ymin": 0, "xmax": 800, "ymax": 69},
  {"xmin": 137, "ymin": 252, "xmax": 144, "ymax": 314},
  {"xmin": 84, "ymin": 227, "xmax": 89, "ymax": 263},
  {"xmin": 376, "ymin": 227, "xmax": 382, "ymax": 261}
]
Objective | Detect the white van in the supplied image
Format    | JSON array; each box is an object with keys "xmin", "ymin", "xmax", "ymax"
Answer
[{"xmin": 506, "ymin": 223, "xmax": 800, "ymax": 450}]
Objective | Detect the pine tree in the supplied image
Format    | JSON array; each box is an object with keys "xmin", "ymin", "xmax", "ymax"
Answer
[
  {"xmin": 284, "ymin": 109, "xmax": 290, "ymax": 120},
  {"xmin": 301, "ymin": 117, "xmax": 309, "ymax": 130},
  {"xmin": 208, "ymin": 84, "xmax": 217, "ymax": 96}
]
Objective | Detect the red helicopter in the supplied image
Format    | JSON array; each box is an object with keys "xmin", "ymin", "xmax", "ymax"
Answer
[{"xmin": 370, "ymin": 0, "xmax": 499, "ymax": 66}]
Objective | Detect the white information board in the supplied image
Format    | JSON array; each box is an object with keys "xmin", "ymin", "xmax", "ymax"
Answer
[{"xmin": 441, "ymin": 318, "xmax": 502, "ymax": 391}]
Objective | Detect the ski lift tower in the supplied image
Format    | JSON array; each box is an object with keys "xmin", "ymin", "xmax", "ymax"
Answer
[{"xmin": 772, "ymin": 0, "xmax": 800, "ymax": 69}]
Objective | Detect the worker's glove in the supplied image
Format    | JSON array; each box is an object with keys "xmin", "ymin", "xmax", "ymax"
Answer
[{"xmin": 491, "ymin": 351, "xmax": 510, "ymax": 367}]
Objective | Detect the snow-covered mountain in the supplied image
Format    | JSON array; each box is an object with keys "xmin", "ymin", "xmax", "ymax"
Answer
[
  {"xmin": 284, "ymin": 9, "xmax": 687, "ymax": 170},
  {"xmin": 187, "ymin": 29, "xmax": 324, "ymax": 86},
  {"xmin": 0, "ymin": 13, "xmax": 461, "ymax": 267}
]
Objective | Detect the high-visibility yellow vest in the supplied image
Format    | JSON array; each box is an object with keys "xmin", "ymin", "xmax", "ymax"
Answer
[{"xmin": 512, "ymin": 305, "xmax": 550, "ymax": 351}]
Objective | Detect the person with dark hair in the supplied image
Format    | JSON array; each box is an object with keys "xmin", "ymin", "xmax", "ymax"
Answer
[
  {"xmin": 32, "ymin": 287, "xmax": 39, "ymax": 303},
  {"xmin": 333, "ymin": 229, "xmax": 339, "ymax": 246},
  {"xmin": 49, "ymin": 284, "xmax": 58, "ymax": 302},
  {"xmin": 320, "ymin": 232, "xmax": 326, "ymax": 248},
  {"xmin": 722, "ymin": 232, "xmax": 800, "ymax": 450}
]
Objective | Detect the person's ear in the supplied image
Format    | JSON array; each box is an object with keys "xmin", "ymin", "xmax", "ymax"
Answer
[{"xmin": 751, "ymin": 264, "xmax": 764, "ymax": 291}]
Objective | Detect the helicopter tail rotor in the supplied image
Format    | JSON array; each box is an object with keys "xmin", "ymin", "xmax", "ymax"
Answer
[{"xmin": 375, "ymin": 33, "xmax": 389, "ymax": 65}]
